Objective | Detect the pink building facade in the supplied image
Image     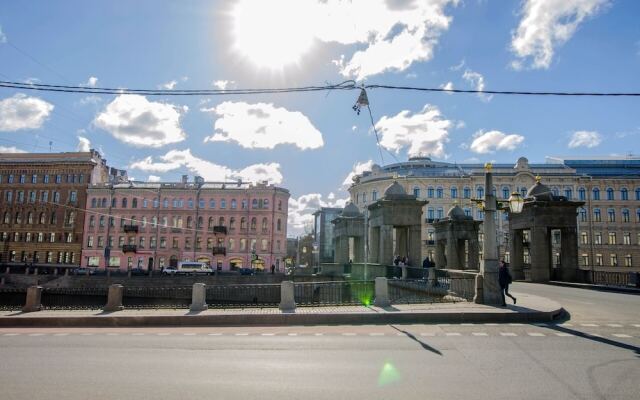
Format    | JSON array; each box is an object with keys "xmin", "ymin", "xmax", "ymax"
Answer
[{"xmin": 80, "ymin": 179, "xmax": 289, "ymax": 272}]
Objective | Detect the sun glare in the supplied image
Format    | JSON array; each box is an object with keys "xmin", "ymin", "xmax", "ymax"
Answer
[{"xmin": 231, "ymin": 0, "xmax": 315, "ymax": 69}]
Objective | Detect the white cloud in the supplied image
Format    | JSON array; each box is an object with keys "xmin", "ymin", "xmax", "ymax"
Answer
[
  {"xmin": 450, "ymin": 59, "xmax": 465, "ymax": 71},
  {"xmin": 160, "ymin": 80, "xmax": 177, "ymax": 90},
  {"xmin": 213, "ymin": 80, "xmax": 234, "ymax": 90},
  {"xmin": 0, "ymin": 146, "xmax": 26, "ymax": 153},
  {"xmin": 78, "ymin": 95, "xmax": 102, "ymax": 106},
  {"xmin": 130, "ymin": 149, "xmax": 283, "ymax": 184},
  {"xmin": 202, "ymin": 101, "xmax": 323, "ymax": 150},
  {"xmin": 0, "ymin": 93, "xmax": 54, "ymax": 131},
  {"xmin": 342, "ymin": 160, "xmax": 374, "ymax": 187},
  {"xmin": 0, "ymin": 25, "xmax": 6, "ymax": 43},
  {"xmin": 511, "ymin": 0, "xmax": 609, "ymax": 69},
  {"xmin": 233, "ymin": 0, "xmax": 458, "ymax": 80},
  {"xmin": 147, "ymin": 175, "xmax": 161, "ymax": 182},
  {"xmin": 94, "ymin": 94, "xmax": 187, "ymax": 147},
  {"xmin": 84, "ymin": 76, "xmax": 98, "ymax": 87},
  {"xmin": 440, "ymin": 81, "xmax": 454, "ymax": 94},
  {"xmin": 374, "ymin": 104, "xmax": 453, "ymax": 158},
  {"xmin": 288, "ymin": 193, "xmax": 349, "ymax": 234},
  {"xmin": 76, "ymin": 136, "xmax": 91, "ymax": 152},
  {"xmin": 462, "ymin": 69, "xmax": 492, "ymax": 101},
  {"xmin": 469, "ymin": 130, "xmax": 525, "ymax": 154},
  {"xmin": 568, "ymin": 130, "xmax": 601, "ymax": 148}
]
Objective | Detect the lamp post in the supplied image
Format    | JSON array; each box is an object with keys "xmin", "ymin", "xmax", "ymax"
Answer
[{"xmin": 476, "ymin": 163, "xmax": 524, "ymax": 305}]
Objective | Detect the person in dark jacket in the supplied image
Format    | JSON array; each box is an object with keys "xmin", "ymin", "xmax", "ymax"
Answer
[{"xmin": 498, "ymin": 260, "xmax": 516, "ymax": 306}]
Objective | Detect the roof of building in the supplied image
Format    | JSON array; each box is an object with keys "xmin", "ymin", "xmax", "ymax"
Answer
[{"xmin": 341, "ymin": 202, "xmax": 362, "ymax": 217}]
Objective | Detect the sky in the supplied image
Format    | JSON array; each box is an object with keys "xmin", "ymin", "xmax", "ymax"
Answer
[{"xmin": 0, "ymin": 0, "xmax": 639, "ymax": 236}]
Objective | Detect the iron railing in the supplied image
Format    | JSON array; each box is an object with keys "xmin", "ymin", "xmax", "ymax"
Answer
[
  {"xmin": 0, "ymin": 288, "xmax": 26, "ymax": 310},
  {"xmin": 123, "ymin": 286, "xmax": 192, "ymax": 308},
  {"xmin": 41, "ymin": 287, "xmax": 108, "ymax": 310},
  {"xmin": 206, "ymin": 284, "xmax": 280, "ymax": 307},
  {"xmin": 590, "ymin": 270, "xmax": 638, "ymax": 287},
  {"xmin": 294, "ymin": 280, "xmax": 374, "ymax": 306}
]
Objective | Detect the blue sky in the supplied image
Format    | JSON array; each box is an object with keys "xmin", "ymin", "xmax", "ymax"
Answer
[{"xmin": 0, "ymin": 0, "xmax": 639, "ymax": 234}]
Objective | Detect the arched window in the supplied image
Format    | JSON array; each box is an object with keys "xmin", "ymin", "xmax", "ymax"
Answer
[
  {"xmin": 451, "ymin": 187, "xmax": 458, "ymax": 199},
  {"xmin": 132, "ymin": 198, "xmax": 138, "ymax": 208},
  {"xmin": 197, "ymin": 216, "xmax": 203, "ymax": 229},
  {"xmin": 199, "ymin": 199, "xmax": 205, "ymax": 208},
  {"xmin": 463, "ymin": 187, "xmax": 471, "ymax": 199},
  {"xmin": 262, "ymin": 217, "xmax": 268, "ymax": 231},
  {"xmin": 252, "ymin": 199, "xmax": 258, "ymax": 208},
  {"xmin": 436, "ymin": 187, "xmax": 443, "ymax": 198},
  {"xmin": 101, "ymin": 198, "xmax": 107, "ymax": 208},
  {"xmin": 111, "ymin": 198, "xmax": 117, "ymax": 208},
  {"xmin": 152, "ymin": 198, "xmax": 159, "ymax": 208},
  {"xmin": 209, "ymin": 199, "xmax": 216, "ymax": 208},
  {"xmin": 188, "ymin": 198, "xmax": 194, "ymax": 208},
  {"xmin": 152, "ymin": 216, "xmax": 158, "ymax": 227},
  {"xmin": 620, "ymin": 188, "xmax": 628, "ymax": 201},
  {"xmin": 220, "ymin": 199, "xmax": 227, "ymax": 209},
  {"xmin": 142, "ymin": 198, "xmax": 148, "ymax": 208},
  {"xmin": 592, "ymin": 188, "xmax": 600, "ymax": 200},
  {"xmin": 564, "ymin": 188, "xmax": 573, "ymax": 199},
  {"xmin": 15, "ymin": 212, "xmax": 21, "ymax": 224},
  {"xmin": 427, "ymin": 187, "xmax": 434, "ymax": 198},
  {"xmin": 39, "ymin": 212, "xmax": 46, "ymax": 224},
  {"xmin": 476, "ymin": 187, "xmax": 484, "ymax": 199},
  {"xmin": 161, "ymin": 216, "xmax": 168, "ymax": 227},
  {"xmin": 552, "ymin": 187, "xmax": 559, "ymax": 197},
  {"xmin": 276, "ymin": 219, "xmax": 282, "ymax": 231},
  {"xmin": 208, "ymin": 217, "xmax": 214, "ymax": 229},
  {"xmin": 250, "ymin": 217, "xmax": 257, "ymax": 230},
  {"xmin": 27, "ymin": 212, "xmax": 33, "ymax": 224},
  {"xmin": 186, "ymin": 216, "xmax": 193, "ymax": 229},
  {"xmin": 163, "ymin": 198, "xmax": 169, "ymax": 208},
  {"xmin": 91, "ymin": 198, "xmax": 97, "ymax": 208},
  {"xmin": 606, "ymin": 187, "xmax": 614, "ymax": 200},
  {"xmin": 372, "ymin": 190, "xmax": 378, "ymax": 201},
  {"xmin": 3, "ymin": 212, "xmax": 9, "ymax": 224},
  {"xmin": 121, "ymin": 198, "xmax": 128, "ymax": 208},
  {"xmin": 636, "ymin": 188, "xmax": 640, "ymax": 201},
  {"xmin": 99, "ymin": 216, "xmax": 105, "ymax": 227},
  {"xmin": 578, "ymin": 187, "xmax": 586, "ymax": 200},
  {"xmin": 231, "ymin": 199, "xmax": 237, "ymax": 209},
  {"xmin": 141, "ymin": 217, "xmax": 147, "ymax": 227},
  {"xmin": 241, "ymin": 217, "xmax": 247, "ymax": 230},
  {"xmin": 413, "ymin": 186, "xmax": 420, "ymax": 198},
  {"xmin": 218, "ymin": 217, "xmax": 225, "ymax": 226},
  {"xmin": 502, "ymin": 187, "xmax": 510, "ymax": 199},
  {"xmin": 89, "ymin": 216, "xmax": 95, "ymax": 227},
  {"xmin": 172, "ymin": 198, "xmax": 178, "ymax": 208},
  {"xmin": 241, "ymin": 199, "xmax": 248, "ymax": 209},
  {"xmin": 263, "ymin": 199, "xmax": 269, "ymax": 208},
  {"xmin": 229, "ymin": 217, "xmax": 236, "ymax": 229}
]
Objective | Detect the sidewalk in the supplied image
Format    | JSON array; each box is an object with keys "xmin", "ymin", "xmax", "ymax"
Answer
[
  {"xmin": 0, "ymin": 291, "xmax": 564, "ymax": 327},
  {"xmin": 547, "ymin": 281, "xmax": 640, "ymax": 295}
]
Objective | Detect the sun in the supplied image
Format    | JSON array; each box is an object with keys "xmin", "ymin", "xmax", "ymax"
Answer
[{"xmin": 231, "ymin": 0, "xmax": 315, "ymax": 70}]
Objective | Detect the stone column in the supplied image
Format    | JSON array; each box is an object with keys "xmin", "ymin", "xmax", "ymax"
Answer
[
  {"xmin": 65, "ymin": 268, "xmax": 69, "ymax": 276},
  {"xmin": 468, "ymin": 238, "xmax": 480, "ymax": 271},
  {"xmin": 444, "ymin": 231, "xmax": 456, "ymax": 269},
  {"xmin": 279, "ymin": 281, "xmax": 296, "ymax": 312},
  {"xmin": 22, "ymin": 286, "xmax": 42, "ymax": 312},
  {"xmin": 369, "ymin": 226, "xmax": 379, "ymax": 264},
  {"xmin": 395, "ymin": 227, "xmax": 407, "ymax": 259},
  {"xmin": 480, "ymin": 170, "xmax": 502, "ymax": 305},
  {"xmin": 408, "ymin": 225, "xmax": 422, "ymax": 267},
  {"xmin": 435, "ymin": 240, "xmax": 446, "ymax": 269},
  {"xmin": 472, "ymin": 274, "xmax": 484, "ymax": 304},
  {"xmin": 510, "ymin": 230, "xmax": 524, "ymax": 280},
  {"xmin": 373, "ymin": 277, "xmax": 390, "ymax": 307},
  {"xmin": 379, "ymin": 225, "xmax": 394, "ymax": 266},
  {"xmin": 189, "ymin": 283, "xmax": 208, "ymax": 312},
  {"xmin": 560, "ymin": 227, "xmax": 578, "ymax": 282},
  {"xmin": 530, "ymin": 227, "xmax": 551, "ymax": 282},
  {"xmin": 103, "ymin": 284, "xmax": 124, "ymax": 312}
]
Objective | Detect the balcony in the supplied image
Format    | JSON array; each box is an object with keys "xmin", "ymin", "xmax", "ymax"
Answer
[
  {"xmin": 212, "ymin": 246, "xmax": 226, "ymax": 256},
  {"xmin": 123, "ymin": 225, "xmax": 139, "ymax": 233},
  {"xmin": 211, "ymin": 226, "xmax": 227, "ymax": 235},
  {"xmin": 122, "ymin": 245, "xmax": 137, "ymax": 253}
]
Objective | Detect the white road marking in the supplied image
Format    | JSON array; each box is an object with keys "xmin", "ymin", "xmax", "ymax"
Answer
[
  {"xmin": 420, "ymin": 333, "xmax": 435, "ymax": 337},
  {"xmin": 484, "ymin": 323, "xmax": 499, "ymax": 326},
  {"xmin": 80, "ymin": 333, "xmax": 94, "ymax": 336},
  {"xmin": 559, "ymin": 323, "xmax": 573, "ymax": 327},
  {"xmin": 28, "ymin": 333, "xmax": 45, "ymax": 336},
  {"xmin": 445, "ymin": 332, "xmax": 461, "ymax": 336},
  {"xmin": 157, "ymin": 333, "xmax": 171, "ymax": 336},
  {"xmin": 183, "ymin": 333, "xmax": 197, "ymax": 336},
  {"xmin": 106, "ymin": 333, "xmax": 119, "ymax": 336},
  {"xmin": 534, "ymin": 323, "xmax": 549, "ymax": 327},
  {"xmin": 500, "ymin": 332, "xmax": 517, "ymax": 337},
  {"xmin": 261, "ymin": 333, "xmax": 275, "ymax": 336},
  {"xmin": 54, "ymin": 333, "xmax": 69, "ymax": 336},
  {"xmin": 207, "ymin": 333, "xmax": 222, "ymax": 336},
  {"xmin": 612, "ymin": 334, "xmax": 632, "ymax": 338},
  {"xmin": 472, "ymin": 332, "xmax": 488, "ymax": 337},
  {"xmin": 287, "ymin": 333, "xmax": 298, "ymax": 336},
  {"xmin": 235, "ymin": 333, "xmax": 249, "ymax": 336},
  {"xmin": 527, "ymin": 332, "xmax": 545, "ymax": 337},
  {"xmin": 314, "ymin": 333, "xmax": 323, "ymax": 336},
  {"xmin": 554, "ymin": 332, "xmax": 573, "ymax": 337},
  {"xmin": 581, "ymin": 324, "xmax": 599, "ymax": 327},
  {"xmin": 509, "ymin": 323, "xmax": 524, "ymax": 326},
  {"xmin": 342, "ymin": 333, "xmax": 356, "ymax": 336},
  {"xmin": 632, "ymin": 324, "xmax": 640, "ymax": 328},
  {"xmin": 606, "ymin": 324, "xmax": 623, "ymax": 328},
  {"xmin": 132, "ymin": 333, "xmax": 145, "ymax": 336},
  {"xmin": 2, "ymin": 333, "xmax": 19, "ymax": 336}
]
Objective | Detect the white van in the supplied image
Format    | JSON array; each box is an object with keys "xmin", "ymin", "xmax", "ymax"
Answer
[{"xmin": 177, "ymin": 262, "xmax": 214, "ymax": 275}]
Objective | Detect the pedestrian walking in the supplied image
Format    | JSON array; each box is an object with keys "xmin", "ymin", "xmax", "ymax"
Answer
[
  {"xmin": 271, "ymin": 264, "xmax": 275, "ymax": 274},
  {"xmin": 498, "ymin": 260, "xmax": 517, "ymax": 306}
]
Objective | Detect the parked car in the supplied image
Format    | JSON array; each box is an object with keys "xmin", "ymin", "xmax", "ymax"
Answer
[
  {"xmin": 239, "ymin": 268, "xmax": 255, "ymax": 276},
  {"xmin": 130, "ymin": 267, "xmax": 147, "ymax": 276},
  {"xmin": 72, "ymin": 267, "xmax": 92, "ymax": 275},
  {"xmin": 162, "ymin": 266, "xmax": 179, "ymax": 276},
  {"xmin": 177, "ymin": 262, "xmax": 213, "ymax": 275}
]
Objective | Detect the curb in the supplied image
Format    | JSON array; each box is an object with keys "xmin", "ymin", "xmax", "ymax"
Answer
[
  {"xmin": 547, "ymin": 281, "xmax": 640, "ymax": 295},
  {"xmin": 0, "ymin": 307, "xmax": 565, "ymax": 328}
]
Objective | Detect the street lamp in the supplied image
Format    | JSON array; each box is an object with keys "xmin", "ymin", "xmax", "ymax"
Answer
[{"xmin": 508, "ymin": 192, "xmax": 524, "ymax": 214}]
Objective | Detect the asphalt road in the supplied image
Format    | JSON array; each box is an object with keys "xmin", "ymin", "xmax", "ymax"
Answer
[{"xmin": 0, "ymin": 283, "xmax": 638, "ymax": 400}]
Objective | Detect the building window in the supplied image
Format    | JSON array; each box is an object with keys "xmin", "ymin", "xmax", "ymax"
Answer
[
  {"xmin": 261, "ymin": 239, "xmax": 268, "ymax": 251},
  {"xmin": 624, "ymin": 255, "xmax": 632, "ymax": 267},
  {"xmin": 43, "ymin": 175, "xmax": 49, "ymax": 184},
  {"xmin": 607, "ymin": 209, "xmax": 615, "ymax": 223},
  {"xmin": 97, "ymin": 236, "xmax": 104, "ymax": 248},
  {"xmin": 606, "ymin": 188, "xmax": 614, "ymax": 200},
  {"xmin": 464, "ymin": 208, "xmax": 471, "ymax": 217},
  {"xmin": 622, "ymin": 209, "xmax": 630, "ymax": 222},
  {"xmin": 476, "ymin": 187, "xmax": 484, "ymax": 199},
  {"xmin": 463, "ymin": 187, "xmax": 471, "ymax": 199},
  {"xmin": 436, "ymin": 208, "xmax": 444, "ymax": 219},
  {"xmin": 362, "ymin": 192, "xmax": 367, "ymax": 203},
  {"xmin": 436, "ymin": 187, "xmax": 443, "ymax": 198},
  {"xmin": 581, "ymin": 232, "xmax": 588, "ymax": 244},
  {"xmin": 150, "ymin": 237, "xmax": 156, "ymax": 249},
  {"xmin": 19, "ymin": 174, "xmax": 25, "ymax": 184},
  {"xmin": 427, "ymin": 208, "xmax": 434, "ymax": 220},
  {"xmin": 623, "ymin": 233, "xmax": 630, "ymax": 245},
  {"xmin": 610, "ymin": 253, "xmax": 618, "ymax": 267},
  {"xmin": 594, "ymin": 233, "xmax": 602, "ymax": 245},
  {"xmin": 593, "ymin": 209, "xmax": 601, "ymax": 222},
  {"xmin": 277, "ymin": 219, "xmax": 282, "ymax": 231},
  {"xmin": 579, "ymin": 208, "xmax": 587, "ymax": 222},
  {"xmin": 636, "ymin": 188, "xmax": 640, "ymax": 201},
  {"xmin": 231, "ymin": 199, "xmax": 237, "ymax": 209},
  {"xmin": 564, "ymin": 188, "xmax": 573, "ymax": 199},
  {"xmin": 608, "ymin": 232, "xmax": 616, "ymax": 245},
  {"xmin": 278, "ymin": 200, "xmax": 282, "ymax": 211},
  {"xmin": 450, "ymin": 187, "xmax": 458, "ymax": 199},
  {"xmin": 55, "ymin": 175, "xmax": 61, "ymax": 184},
  {"xmin": 220, "ymin": 199, "xmax": 226, "ymax": 209},
  {"xmin": 209, "ymin": 199, "xmax": 216, "ymax": 208},
  {"xmin": 372, "ymin": 191, "xmax": 378, "ymax": 201},
  {"xmin": 31, "ymin": 174, "xmax": 37, "ymax": 184},
  {"xmin": 502, "ymin": 187, "xmax": 509, "ymax": 199},
  {"xmin": 427, "ymin": 187, "xmax": 434, "ymax": 198},
  {"xmin": 581, "ymin": 254, "xmax": 589, "ymax": 266},
  {"xmin": 592, "ymin": 188, "xmax": 600, "ymax": 200},
  {"xmin": 620, "ymin": 188, "xmax": 628, "ymax": 200},
  {"xmin": 595, "ymin": 254, "xmax": 603, "ymax": 266},
  {"xmin": 413, "ymin": 187, "xmax": 420, "ymax": 198},
  {"xmin": 251, "ymin": 217, "xmax": 257, "ymax": 230}
]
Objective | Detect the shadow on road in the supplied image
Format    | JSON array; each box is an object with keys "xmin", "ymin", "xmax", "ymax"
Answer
[
  {"xmin": 390, "ymin": 325, "xmax": 442, "ymax": 356},
  {"xmin": 545, "ymin": 324, "xmax": 640, "ymax": 357}
]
